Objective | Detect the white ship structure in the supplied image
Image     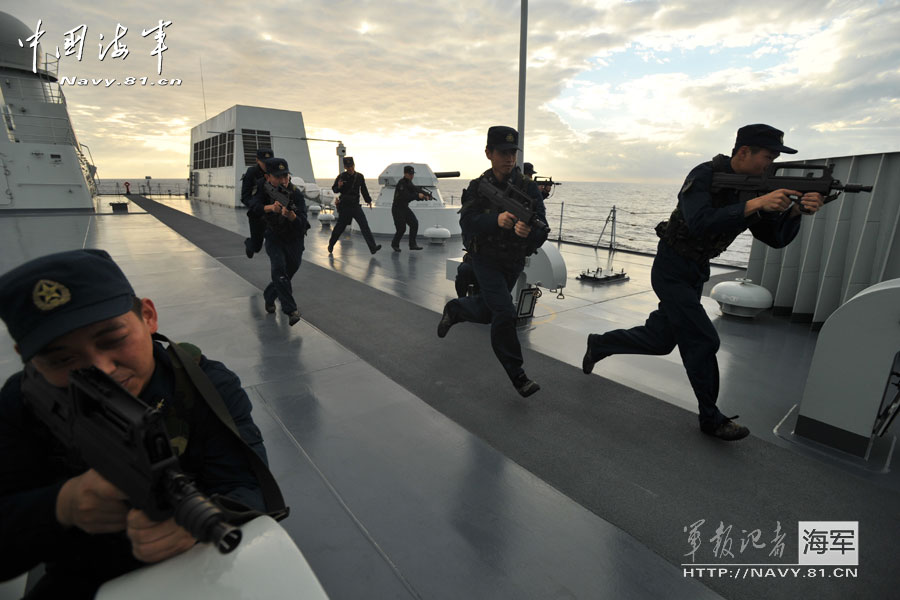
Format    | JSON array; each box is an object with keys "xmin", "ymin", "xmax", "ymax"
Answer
[{"xmin": 0, "ymin": 12, "xmax": 97, "ymax": 211}]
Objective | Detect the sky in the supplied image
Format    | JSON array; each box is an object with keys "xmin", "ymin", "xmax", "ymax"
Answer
[{"xmin": 5, "ymin": 0, "xmax": 899, "ymax": 183}]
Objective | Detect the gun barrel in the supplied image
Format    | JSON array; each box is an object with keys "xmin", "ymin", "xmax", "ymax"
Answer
[
  {"xmin": 434, "ymin": 171, "xmax": 460, "ymax": 178},
  {"xmin": 168, "ymin": 471, "xmax": 243, "ymax": 553},
  {"xmin": 28, "ymin": 366, "xmax": 245, "ymax": 553},
  {"xmin": 841, "ymin": 184, "xmax": 873, "ymax": 193}
]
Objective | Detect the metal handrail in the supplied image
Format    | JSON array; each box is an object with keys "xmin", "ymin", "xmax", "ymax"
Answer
[
  {"xmin": 1, "ymin": 73, "xmax": 65, "ymax": 104},
  {"xmin": 594, "ymin": 206, "xmax": 618, "ymax": 250}
]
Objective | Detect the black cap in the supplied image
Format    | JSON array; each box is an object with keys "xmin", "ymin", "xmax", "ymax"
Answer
[
  {"xmin": 486, "ymin": 126, "xmax": 519, "ymax": 151},
  {"xmin": 403, "ymin": 165, "xmax": 415, "ymax": 174},
  {"xmin": 343, "ymin": 156, "xmax": 354, "ymax": 167},
  {"xmin": 256, "ymin": 148, "xmax": 273, "ymax": 160},
  {"xmin": 523, "ymin": 162, "xmax": 535, "ymax": 175},
  {"xmin": 734, "ymin": 124, "xmax": 797, "ymax": 154},
  {"xmin": 0, "ymin": 249, "xmax": 136, "ymax": 362},
  {"xmin": 265, "ymin": 157, "xmax": 291, "ymax": 176}
]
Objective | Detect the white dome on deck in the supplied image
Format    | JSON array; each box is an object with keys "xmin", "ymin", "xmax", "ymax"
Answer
[{"xmin": 0, "ymin": 11, "xmax": 56, "ymax": 78}]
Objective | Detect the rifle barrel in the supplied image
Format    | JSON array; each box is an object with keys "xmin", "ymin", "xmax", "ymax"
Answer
[{"xmin": 841, "ymin": 184, "xmax": 873, "ymax": 193}]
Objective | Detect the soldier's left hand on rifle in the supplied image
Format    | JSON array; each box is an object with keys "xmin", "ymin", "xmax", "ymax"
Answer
[
  {"xmin": 514, "ymin": 220, "xmax": 532, "ymax": 238},
  {"xmin": 790, "ymin": 191, "xmax": 825, "ymax": 216},
  {"xmin": 127, "ymin": 508, "xmax": 196, "ymax": 564},
  {"xmin": 497, "ymin": 211, "xmax": 517, "ymax": 229}
]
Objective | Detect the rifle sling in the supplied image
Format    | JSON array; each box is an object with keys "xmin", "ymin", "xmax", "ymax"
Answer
[{"xmin": 152, "ymin": 333, "xmax": 288, "ymax": 520}]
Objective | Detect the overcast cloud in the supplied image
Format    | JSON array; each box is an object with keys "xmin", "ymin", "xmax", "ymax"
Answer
[{"xmin": 8, "ymin": 0, "xmax": 899, "ymax": 181}]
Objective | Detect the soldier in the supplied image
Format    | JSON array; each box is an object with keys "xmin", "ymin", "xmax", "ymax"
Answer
[
  {"xmin": 0, "ymin": 249, "xmax": 275, "ymax": 597},
  {"xmin": 249, "ymin": 157, "xmax": 309, "ymax": 326},
  {"xmin": 582, "ymin": 124, "xmax": 825, "ymax": 441},
  {"xmin": 390, "ymin": 165, "xmax": 426, "ymax": 252},
  {"xmin": 436, "ymin": 126, "xmax": 548, "ymax": 397},
  {"xmin": 241, "ymin": 147, "xmax": 273, "ymax": 259},
  {"xmin": 523, "ymin": 162, "xmax": 536, "ymax": 181},
  {"xmin": 525, "ymin": 163, "xmax": 555, "ymax": 200},
  {"xmin": 536, "ymin": 180, "xmax": 553, "ymax": 200},
  {"xmin": 328, "ymin": 157, "xmax": 381, "ymax": 255}
]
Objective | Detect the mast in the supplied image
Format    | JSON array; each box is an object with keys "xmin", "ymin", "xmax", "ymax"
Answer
[{"xmin": 516, "ymin": 0, "xmax": 528, "ymax": 170}]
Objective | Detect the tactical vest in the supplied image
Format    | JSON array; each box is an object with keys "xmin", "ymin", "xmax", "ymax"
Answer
[
  {"xmin": 657, "ymin": 154, "xmax": 744, "ymax": 262},
  {"xmin": 153, "ymin": 334, "xmax": 288, "ymax": 519},
  {"xmin": 262, "ymin": 183, "xmax": 305, "ymax": 240},
  {"xmin": 336, "ymin": 171, "xmax": 365, "ymax": 204},
  {"xmin": 393, "ymin": 178, "xmax": 419, "ymax": 207},
  {"xmin": 240, "ymin": 165, "xmax": 265, "ymax": 207},
  {"xmin": 462, "ymin": 172, "xmax": 535, "ymax": 263}
]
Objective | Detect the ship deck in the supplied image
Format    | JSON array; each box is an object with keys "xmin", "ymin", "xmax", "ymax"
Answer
[{"xmin": 1, "ymin": 195, "xmax": 897, "ymax": 600}]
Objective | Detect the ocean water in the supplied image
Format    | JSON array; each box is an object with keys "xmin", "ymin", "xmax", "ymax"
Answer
[
  {"xmin": 98, "ymin": 176, "xmax": 751, "ymax": 268},
  {"xmin": 97, "ymin": 178, "xmax": 189, "ymax": 197}
]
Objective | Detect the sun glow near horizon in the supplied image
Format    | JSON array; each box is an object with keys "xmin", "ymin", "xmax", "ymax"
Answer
[{"xmin": 25, "ymin": 0, "xmax": 897, "ymax": 183}]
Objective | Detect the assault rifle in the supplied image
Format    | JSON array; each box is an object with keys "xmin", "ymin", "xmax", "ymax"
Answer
[
  {"xmin": 533, "ymin": 176, "xmax": 560, "ymax": 199},
  {"xmin": 22, "ymin": 365, "xmax": 243, "ymax": 554},
  {"xmin": 417, "ymin": 186, "xmax": 435, "ymax": 201},
  {"xmin": 711, "ymin": 162, "xmax": 873, "ymax": 206},
  {"xmin": 476, "ymin": 180, "xmax": 550, "ymax": 234},
  {"xmin": 533, "ymin": 176, "xmax": 561, "ymax": 187},
  {"xmin": 264, "ymin": 181, "xmax": 299, "ymax": 214}
]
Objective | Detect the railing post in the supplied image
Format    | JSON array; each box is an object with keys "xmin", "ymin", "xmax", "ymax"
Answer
[
  {"xmin": 610, "ymin": 205, "xmax": 617, "ymax": 250},
  {"xmin": 558, "ymin": 201, "xmax": 565, "ymax": 242}
]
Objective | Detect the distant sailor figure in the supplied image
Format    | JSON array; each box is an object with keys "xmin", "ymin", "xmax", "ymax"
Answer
[
  {"xmin": 523, "ymin": 162, "xmax": 536, "ymax": 181},
  {"xmin": 0, "ymin": 249, "xmax": 275, "ymax": 598},
  {"xmin": 391, "ymin": 165, "xmax": 427, "ymax": 252},
  {"xmin": 526, "ymin": 163, "xmax": 553, "ymax": 200},
  {"xmin": 328, "ymin": 156, "xmax": 382, "ymax": 255},
  {"xmin": 242, "ymin": 147, "xmax": 273, "ymax": 259},
  {"xmin": 250, "ymin": 157, "xmax": 309, "ymax": 326},
  {"xmin": 436, "ymin": 126, "xmax": 548, "ymax": 397},
  {"xmin": 537, "ymin": 181, "xmax": 552, "ymax": 200},
  {"xmin": 581, "ymin": 124, "xmax": 825, "ymax": 441}
]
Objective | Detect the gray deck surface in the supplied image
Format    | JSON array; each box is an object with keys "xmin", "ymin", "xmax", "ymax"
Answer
[{"xmin": 1, "ymin": 194, "xmax": 897, "ymax": 599}]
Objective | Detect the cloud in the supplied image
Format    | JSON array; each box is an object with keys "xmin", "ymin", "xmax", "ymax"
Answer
[
  {"xmin": 7, "ymin": 0, "xmax": 899, "ymax": 181},
  {"xmin": 524, "ymin": 0, "xmax": 900, "ymax": 181}
]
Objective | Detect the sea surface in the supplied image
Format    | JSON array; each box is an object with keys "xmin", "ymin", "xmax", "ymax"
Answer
[{"xmin": 98, "ymin": 176, "xmax": 752, "ymax": 268}]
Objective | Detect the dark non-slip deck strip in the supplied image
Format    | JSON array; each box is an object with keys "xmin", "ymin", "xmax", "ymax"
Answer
[{"xmin": 130, "ymin": 196, "xmax": 899, "ymax": 600}]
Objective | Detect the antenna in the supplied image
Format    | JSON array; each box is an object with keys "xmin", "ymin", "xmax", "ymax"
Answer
[
  {"xmin": 199, "ymin": 57, "xmax": 208, "ymax": 121},
  {"xmin": 516, "ymin": 0, "xmax": 528, "ymax": 171}
]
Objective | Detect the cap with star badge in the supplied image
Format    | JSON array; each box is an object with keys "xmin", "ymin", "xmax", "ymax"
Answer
[
  {"xmin": 733, "ymin": 124, "xmax": 797, "ymax": 154},
  {"xmin": 486, "ymin": 126, "xmax": 520, "ymax": 151},
  {"xmin": 0, "ymin": 249, "xmax": 136, "ymax": 361},
  {"xmin": 256, "ymin": 148, "xmax": 273, "ymax": 160},
  {"xmin": 265, "ymin": 157, "xmax": 291, "ymax": 176}
]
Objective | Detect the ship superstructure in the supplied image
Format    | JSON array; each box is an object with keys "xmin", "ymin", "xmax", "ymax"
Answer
[
  {"xmin": 189, "ymin": 105, "xmax": 316, "ymax": 207},
  {"xmin": 0, "ymin": 11, "xmax": 97, "ymax": 211}
]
